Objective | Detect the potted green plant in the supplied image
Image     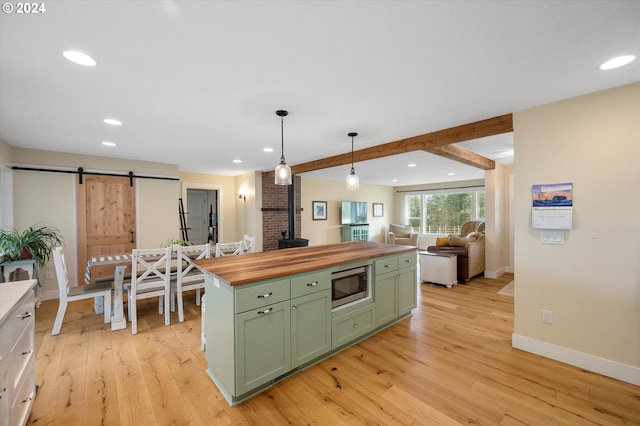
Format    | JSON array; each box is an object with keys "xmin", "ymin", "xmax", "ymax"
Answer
[
  {"xmin": 0, "ymin": 225, "xmax": 64, "ymax": 268},
  {"xmin": 161, "ymin": 238, "xmax": 192, "ymax": 251}
]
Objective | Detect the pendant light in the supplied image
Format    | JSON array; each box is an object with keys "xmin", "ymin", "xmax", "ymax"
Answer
[
  {"xmin": 274, "ymin": 110, "xmax": 292, "ymax": 185},
  {"xmin": 346, "ymin": 132, "xmax": 359, "ymax": 190}
]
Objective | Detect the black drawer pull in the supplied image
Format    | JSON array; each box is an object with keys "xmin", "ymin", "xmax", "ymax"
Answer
[
  {"xmin": 306, "ymin": 281, "xmax": 318, "ymax": 287},
  {"xmin": 257, "ymin": 292, "xmax": 273, "ymax": 299},
  {"xmin": 21, "ymin": 312, "xmax": 32, "ymax": 320},
  {"xmin": 258, "ymin": 308, "xmax": 272, "ymax": 315}
]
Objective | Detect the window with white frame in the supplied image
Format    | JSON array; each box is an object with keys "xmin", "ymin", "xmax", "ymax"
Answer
[{"xmin": 406, "ymin": 187, "xmax": 485, "ymax": 235}]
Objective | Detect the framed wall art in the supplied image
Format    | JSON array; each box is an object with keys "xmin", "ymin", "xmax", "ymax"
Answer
[
  {"xmin": 373, "ymin": 203, "xmax": 383, "ymax": 217},
  {"xmin": 312, "ymin": 201, "xmax": 327, "ymax": 220}
]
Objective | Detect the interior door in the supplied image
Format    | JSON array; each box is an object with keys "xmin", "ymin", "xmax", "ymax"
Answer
[
  {"xmin": 186, "ymin": 189, "xmax": 208, "ymax": 244},
  {"xmin": 77, "ymin": 175, "xmax": 136, "ymax": 283}
]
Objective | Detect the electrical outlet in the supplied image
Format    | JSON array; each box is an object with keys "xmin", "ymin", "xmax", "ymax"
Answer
[
  {"xmin": 45, "ymin": 270, "xmax": 54, "ymax": 280},
  {"xmin": 542, "ymin": 309, "xmax": 553, "ymax": 324}
]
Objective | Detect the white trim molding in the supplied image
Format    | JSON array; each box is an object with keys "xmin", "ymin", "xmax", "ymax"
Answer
[{"xmin": 512, "ymin": 333, "xmax": 640, "ymax": 386}]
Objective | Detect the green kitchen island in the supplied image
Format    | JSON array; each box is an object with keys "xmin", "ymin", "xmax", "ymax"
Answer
[{"xmin": 194, "ymin": 241, "xmax": 417, "ymax": 406}]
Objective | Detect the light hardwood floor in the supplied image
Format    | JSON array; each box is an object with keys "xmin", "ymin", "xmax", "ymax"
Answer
[{"xmin": 28, "ymin": 273, "xmax": 640, "ymax": 425}]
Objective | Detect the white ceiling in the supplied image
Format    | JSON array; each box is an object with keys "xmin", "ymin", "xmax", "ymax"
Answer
[{"xmin": 1, "ymin": 1, "xmax": 638, "ymax": 186}]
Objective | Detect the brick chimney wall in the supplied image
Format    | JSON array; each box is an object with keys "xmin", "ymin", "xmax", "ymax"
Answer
[{"xmin": 261, "ymin": 173, "xmax": 302, "ymax": 251}]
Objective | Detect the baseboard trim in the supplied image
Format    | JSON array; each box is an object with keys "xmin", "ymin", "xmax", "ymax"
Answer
[
  {"xmin": 484, "ymin": 266, "xmax": 508, "ymax": 279},
  {"xmin": 40, "ymin": 289, "xmax": 59, "ymax": 301},
  {"xmin": 512, "ymin": 333, "xmax": 640, "ymax": 386}
]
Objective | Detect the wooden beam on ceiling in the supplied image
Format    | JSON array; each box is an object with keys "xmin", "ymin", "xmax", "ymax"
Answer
[
  {"xmin": 265, "ymin": 113, "xmax": 512, "ymax": 178},
  {"xmin": 427, "ymin": 145, "xmax": 495, "ymax": 170}
]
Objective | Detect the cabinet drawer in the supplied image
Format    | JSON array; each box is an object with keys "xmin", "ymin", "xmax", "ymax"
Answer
[
  {"xmin": 10, "ymin": 292, "xmax": 34, "ymax": 351},
  {"xmin": 235, "ymin": 279, "xmax": 290, "ymax": 313},
  {"xmin": 398, "ymin": 251, "xmax": 417, "ymax": 269},
  {"xmin": 374, "ymin": 256, "xmax": 398, "ymax": 276},
  {"xmin": 10, "ymin": 362, "xmax": 34, "ymax": 426},
  {"xmin": 332, "ymin": 304, "xmax": 375, "ymax": 349},
  {"xmin": 290, "ymin": 271, "xmax": 330, "ymax": 298},
  {"xmin": 10, "ymin": 324, "xmax": 34, "ymax": 395},
  {"xmin": 0, "ymin": 320, "xmax": 9, "ymax": 367}
]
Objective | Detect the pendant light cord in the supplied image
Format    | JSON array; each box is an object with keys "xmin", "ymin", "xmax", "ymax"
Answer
[
  {"xmin": 350, "ymin": 133, "xmax": 356, "ymax": 174},
  {"xmin": 281, "ymin": 116, "xmax": 285, "ymax": 162},
  {"xmin": 348, "ymin": 132, "xmax": 358, "ymax": 175}
]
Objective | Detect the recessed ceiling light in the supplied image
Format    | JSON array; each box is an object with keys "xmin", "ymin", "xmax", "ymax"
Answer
[
  {"xmin": 408, "ymin": 163, "xmax": 416, "ymax": 168},
  {"xmin": 448, "ymin": 172, "xmax": 456, "ymax": 176},
  {"xmin": 599, "ymin": 55, "xmax": 635, "ymax": 70},
  {"xmin": 63, "ymin": 50, "xmax": 97, "ymax": 67},
  {"xmin": 392, "ymin": 179, "xmax": 398, "ymax": 182},
  {"xmin": 103, "ymin": 118, "xmax": 122, "ymax": 126},
  {"xmin": 102, "ymin": 141, "xmax": 116, "ymax": 147},
  {"xmin": 233, "ymin": 159, "xmax": 242, "ymax": 163},
  {"xmin": 263, "ymin": 148, "xmax": 274, "ymax": 153}
]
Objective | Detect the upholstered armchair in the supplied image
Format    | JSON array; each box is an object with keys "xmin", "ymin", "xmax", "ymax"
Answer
[
  {"xmin": 426, "ymin": 220, "xmax": 485, "ymax": 282},
  {"xmin": 388, "ymin": 224, "xmax": 418, "ymax": 246}
]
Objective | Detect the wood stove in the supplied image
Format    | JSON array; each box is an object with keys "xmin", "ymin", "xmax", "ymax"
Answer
[{"xmin": 279, "ymin": 178, "xmax": 309, "ymax": 249}]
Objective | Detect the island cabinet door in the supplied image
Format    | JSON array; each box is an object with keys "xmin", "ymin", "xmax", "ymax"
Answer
[
  {"xmin": 398, "ymin": 265, "xmax": 417, "ymax": 317},
  {"xmin": 374, "ymin": 272, "xmax": 398, "ymax": 326},
  {"xmin": 291, "ymin": 289, "xmax": 331, "ymax": 367},
  {"xmin": 235, "ymin": 300, "xmax": 291, "ymax": 396}
]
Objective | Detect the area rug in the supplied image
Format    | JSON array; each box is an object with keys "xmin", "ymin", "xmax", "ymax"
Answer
[{"xmin": 498, "ymin": 280, "xmax": 514, "ymax": 297}]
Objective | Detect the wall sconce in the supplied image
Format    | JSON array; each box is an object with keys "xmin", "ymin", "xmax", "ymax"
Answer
[{"xmin": 238, "ymin": 191, "xmax": 246, "ymax": 202}]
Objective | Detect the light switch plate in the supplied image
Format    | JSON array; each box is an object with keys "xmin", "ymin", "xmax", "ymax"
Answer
[{"xmin": 541, "ymin": 231, "xmax": 565, "ymax": 245}]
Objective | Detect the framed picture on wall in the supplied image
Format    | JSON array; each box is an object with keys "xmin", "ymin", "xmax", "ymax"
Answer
[
  {"xmin": 312, "ymin": 201, "xmax": 327, "ymax": 220},
  {"xmin": 373, "ymin": 203, "xmax": 383, "ymax": 217}
]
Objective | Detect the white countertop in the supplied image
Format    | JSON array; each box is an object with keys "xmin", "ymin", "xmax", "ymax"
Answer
[{"xmin": 0, "ymin": 279, "xmax": 36, "ymax": 323}]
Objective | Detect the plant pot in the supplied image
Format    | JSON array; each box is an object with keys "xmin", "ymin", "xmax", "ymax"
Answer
[{"xmin": 20, "ymin": 248, "xmax": 32, "ymax": 260}]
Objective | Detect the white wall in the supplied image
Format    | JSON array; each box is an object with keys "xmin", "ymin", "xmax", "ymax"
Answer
[
  {"xmin": 301, "ymin": 177, "xmax": 394, "ymax": 245},
  {"xmin": 10, "ymin": 148, "xmax": 180, "ymax": 296},
  {"xmin": 513, "ymin": 82, "xmax": 640, "ymax": 385},
  {"xmin": 485, "ymin": 163, "xmax": 512, "ymax": 277}
]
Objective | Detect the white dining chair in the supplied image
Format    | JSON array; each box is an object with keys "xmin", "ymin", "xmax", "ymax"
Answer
[
  {"xmin": 242, "ymin": 235, "xmax": 256, "ymax": 253},
  {"xmin": 51, "ymin": 247, "xmax": 112, "ymax": 336},
  {"xmin": 215, "ymin": 241, "xmax": 243, "ymax": 257},
  {"xmin": 129, "ymin": 246, "xmax": 171, "ymax": 335},
  {"xmin": 171, "ymin": 243, "xmax": 210, "ymax": 322}
]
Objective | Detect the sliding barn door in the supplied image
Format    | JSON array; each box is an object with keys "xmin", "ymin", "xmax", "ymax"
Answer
[{"xmin": 77, "ymin": 175, "xmax": 136, "ymax": 283}]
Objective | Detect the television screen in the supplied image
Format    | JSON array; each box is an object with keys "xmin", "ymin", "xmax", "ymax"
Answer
[{"xmin": 341, "ymin": 201, "xmax": 368, "ymax": 224}]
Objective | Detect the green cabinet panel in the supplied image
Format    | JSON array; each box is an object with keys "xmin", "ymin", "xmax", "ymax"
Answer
[
  {"xmin": 374, "ymin": 256, "xmax": 398, "ymax": 276},
  {"xmin": 374, "ymin": 252, "xmax": 417, "ymax": 327},
  {"xmin": 374, "ymin": 272, "xmax": 398, "ymax": 326},
  {"xmin": 290, "ymin": 271, "xmax": 330, "ymax": 298},
  {"xmin": 398, "ymin": 266, "xmax": 417, "ymax": 317},
  {"xmin": 291, "ymin": 289, "xmax": 331, "ymax": 367},
  {"xmin": 235, "ymin": 278, "xmax": 290, "ymax": 313},
  {"xmin": 235, "ymin": 300, "xmax": 291, "ymax": 395},
  {"xmin": 398, "ymin": 251, "xmax": 417, "ymax": 269},
  {"xmin": 332, "ymin": 304, "xmax": 375, "ymax": 349}
]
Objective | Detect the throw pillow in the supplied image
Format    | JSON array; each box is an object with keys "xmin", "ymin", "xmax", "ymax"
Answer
[
  {"xmin": 447, "ymin": 235, "xmax": 468, "ymax": 247},
  {"xmin": 435, "ymin": 237, "xmax": 449, "ymax": 246}
]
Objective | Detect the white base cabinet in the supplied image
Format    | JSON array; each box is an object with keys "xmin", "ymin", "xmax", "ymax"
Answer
[{"xmin": 0, "ymin": 280, "xmax": 36, "ymax": 426}]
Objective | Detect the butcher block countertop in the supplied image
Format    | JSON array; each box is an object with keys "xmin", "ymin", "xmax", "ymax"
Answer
[{"xmin": 194, "ymin": 241, "xmax": 415, "ymax": 286}]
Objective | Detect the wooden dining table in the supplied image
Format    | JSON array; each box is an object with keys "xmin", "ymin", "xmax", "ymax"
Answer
[
  {"xmin": 84, "ymin": 249, "xmax": 211, "ymax": 331},
  {"xmin": 84, "ymin": 254, "xmax": 130, "ymax": 331}
]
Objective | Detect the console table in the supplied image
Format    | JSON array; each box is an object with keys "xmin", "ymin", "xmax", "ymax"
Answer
[
  {"xmin": 0, "ymin": 259, "xmax": 41, "ymax": 307},
  {"xmin": 341, "ymin": 224, "xmax": 369, "ymax": 242}
]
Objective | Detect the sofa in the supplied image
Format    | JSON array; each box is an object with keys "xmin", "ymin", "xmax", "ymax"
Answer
[
  {"xmin": 388, "ymin": 224, "xmax": 418, "ymax": 246},
  {"xmin": 426, "ymin": 220, "xmax": 485, "ymax": 282}
]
